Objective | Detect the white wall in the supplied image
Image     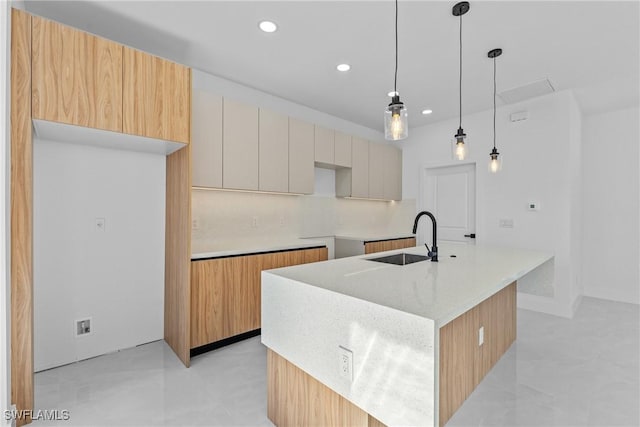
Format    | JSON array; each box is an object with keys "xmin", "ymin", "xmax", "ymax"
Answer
[
  {"xmin": 582, "ymin": 107, "xmax": 640, "ymax": 304},
  {"xmin": 402, "ymin": 90, "xmax": 582, "ymax": 317},
  {"xmin": 1, "ymin": 0, "xmax": 11, "ymax": 421},
  {"xmin": 33, "ymin": 139, "xmax": 166, "ymax": 371},
  {"xmin": 193, "ymin": 69, "xmax": 385, "ymax": 143}
]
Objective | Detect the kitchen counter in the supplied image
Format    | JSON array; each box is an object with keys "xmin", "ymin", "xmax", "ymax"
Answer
[
  {"xmin": 191, "ymin": 237, "xmax": 326, "ymax": 260},
  {"xmin": 333, "ymin": 232, "xmax": 416, "ymax": 242},
  {"xmin": 261, "ymin": 242, "xmax": 553, "ymax": 426}
]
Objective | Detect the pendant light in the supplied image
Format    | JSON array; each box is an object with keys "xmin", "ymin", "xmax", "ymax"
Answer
[
  {"xmin": 384, "ymin": 0, "xmax": 408, "ymax": 141},
  {"xmin": 488, "ymin": 48, "xmax": 502, "ymax": 173},
  {"xmin": 452, "ymin": 1, "xmax": 469, "ymax": 160}
]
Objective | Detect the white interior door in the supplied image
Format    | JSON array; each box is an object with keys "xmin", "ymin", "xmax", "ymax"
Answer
[{"xmin": 421, "ymin": 163, "xmax": 476, "ymax": 245}]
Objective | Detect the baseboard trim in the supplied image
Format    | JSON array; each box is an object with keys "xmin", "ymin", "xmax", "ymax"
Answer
[
  {"xmin": 517, "ymin": 293, "xmax": 575, "ymax": 318},
  {"xmin": 190, "ymin": 329, "xmax": 261, "ymax": 358}
]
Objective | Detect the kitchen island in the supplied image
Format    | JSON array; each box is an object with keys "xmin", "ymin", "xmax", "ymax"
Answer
[{"xmin": 261, "ymin": 242, "xmax": 552, "ymax": 426}]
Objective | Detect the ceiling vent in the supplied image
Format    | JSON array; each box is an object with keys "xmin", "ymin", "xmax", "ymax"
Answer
[{"xmin": 497, "ymin": 78, "xmax": 555, "ymax": 104}]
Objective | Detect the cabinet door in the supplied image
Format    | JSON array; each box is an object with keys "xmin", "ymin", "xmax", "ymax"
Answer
[
  {"xmin": 334, "ymin": 131, "xmax": 352, "ymax": 168},
  {"xmin": 123, "ymin": 47, "xmax": 191, "ymax": 144},
  {"xmin": 32, "ymin": 16, "xmax": 122, "ymax": 132},
  {"xmin": 190, "ymin": 258, "xmax": 227, "ymax": 347},
  {"xmin": 259, "ymin": 109, "xmax": 289, "ymax": 192},
  {"xmin": 351, "ymin": 137, "xmax": 369, "ymax": 198},
  {"xmin": 191, "ymin": 91, "xmax": 222, "ymax": 188},
  {"xmin": 223, "ymin": 99, "xmax": 259, "ymax": 190},
  {"xmin": 368, "ymin": 142, "xmax": 386, "ymax": 199},
  {"xmin": 384, "ymin": 145, "xmax": 403, "ymax": 201},
  {"xmin": 289, "ymin": 118, "xmax": 315, "ymax": 194},
  {"xmin": 314, "ymin": 126, "xmax": 334, "ymax": 165}
]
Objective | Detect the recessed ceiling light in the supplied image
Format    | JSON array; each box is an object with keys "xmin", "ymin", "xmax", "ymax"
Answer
[
  {"xmin": 421, "ymin": 109, "xmax": 433, "ymax": 115},
  {"xmin": 388, "ymin": 91, "xmax": 399, "ymax": 97},
  {"xmin": 336, "ymin": 64, "xmax": 351, "ymax": 72},
  {"xmin": 259, "ymin": 21, "xmax": 278, "ymax": 33}
]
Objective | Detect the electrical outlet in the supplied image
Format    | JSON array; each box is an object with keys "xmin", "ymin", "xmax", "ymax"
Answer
[
  {"xmin": 192, "ymin": 219, "xmax": 199, "ymax": 230},
  {"xmin": 75, "ymin": 318, "xmax": 92, "ymax": 337},
  {"xmin": 338, "ymin": 346, "xmax": 353, "ymax": 381},
  {"xmin": 479, "ymin": 326, "xmax": 484, "ymax": 346},
  {"xmin": 252, "ymin": 216, "xmax": 259, "ymax": 228},
  {"xmin": 279, "ymin": 216, "xmax": 285, "ymax": 227},
  {"xmin": 95, "ymin": 218, "xmax": 105, "ymax": 232}
]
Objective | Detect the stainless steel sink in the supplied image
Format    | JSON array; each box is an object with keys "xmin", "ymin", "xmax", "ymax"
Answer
[{"xmin": 367, "ymin": 253, "xmax": 430, "ymax": 266}]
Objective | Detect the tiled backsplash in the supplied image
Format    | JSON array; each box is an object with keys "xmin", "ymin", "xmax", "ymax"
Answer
[{"xmin": 191, "ymin": 189, "xmax": 416, "ymax": 245}]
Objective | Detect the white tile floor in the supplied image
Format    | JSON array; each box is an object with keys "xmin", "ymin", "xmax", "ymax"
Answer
[{"xmin": 32, "ymin": 297, "xmax": 639, "ymax": 427}]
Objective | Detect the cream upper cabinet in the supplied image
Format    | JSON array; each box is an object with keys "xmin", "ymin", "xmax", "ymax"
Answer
[
  {"xmin": 314, "ymin": 126, "xmax": 334, "ymax": 166},
  {"xmin": 191, "ymin": 91, "xmax": 222, "ymax": 188},
  {"xmin": 368, "ymin": 142, "xmax": 386, "ymax": 199},
  {"xmin": 334, "ymin": 132, "xmax": 352, "ymax": 168},
  {"xmin": 384, "ymin": 145, "xmax": 403, "ymax": 201},
  {"xmin": 289, "ymin": 118, "xmax": 315, "ymax": 194},
  {"xmin": 350, "ymin": 137, "xmax": 369, "ymax": 198},
  {"xmin": 223, "ymin": 99, "xmax": 259, "ymax": 190},
  {"xmin": 336, "ymin": 136, "xmax": 368, "ymax": 198},
  {"xmin": 259, "ymin": 109, "xmax": 289, "ymax": 193}
]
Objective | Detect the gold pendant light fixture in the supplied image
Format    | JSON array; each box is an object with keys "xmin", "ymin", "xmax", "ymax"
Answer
[
  {"xmin": 488, "ymin": 48, "xmax": 503, "ymax": 173},
  {"xmin": 384, "ymin": 0, "xmax": 408, "ymax": 141},
  {"xmin": 452, "ymin": 1, "xmax": 470, "ymax": 160}
]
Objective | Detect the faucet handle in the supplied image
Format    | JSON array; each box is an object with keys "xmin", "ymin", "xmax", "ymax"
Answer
[{"xmin": 425, "ymin": 244, "xmax": 433, "ymax": 259}]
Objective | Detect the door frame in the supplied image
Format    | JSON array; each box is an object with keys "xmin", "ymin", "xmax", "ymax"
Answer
[{"xmin": 418, "ymin": 160, "xmax": 478, "ymax": 246}]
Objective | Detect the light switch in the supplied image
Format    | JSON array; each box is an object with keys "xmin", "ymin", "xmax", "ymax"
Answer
[
  {"xmin": 95, "ymin": 218, "xmax": 105, "ymax": 232},
  {"xmin": 527, "ymin": 202, "xmax": 541, "ymax": 211}
]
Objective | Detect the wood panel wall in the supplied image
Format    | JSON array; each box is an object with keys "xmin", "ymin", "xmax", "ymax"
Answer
[
  {"xmin": 267, "ymin": 349, "xmax": 386, "ymax": 427},
  {"xmin": 364, "ymin": 237, "xmax": 416, "ymax": 254},
  {"xmin": 164, "ymin": 143, "xmax": 192, "ymax": 367},
  {"xmin": 10, "ymin": 8, "xmax": 33, "ymax": 427},
  {"xmin": 439, "ymin": 282, "xmax": 517, "ymax": 426}
]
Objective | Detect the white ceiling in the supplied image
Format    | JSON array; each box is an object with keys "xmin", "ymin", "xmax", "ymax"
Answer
[{"xmin": 26, "ymin": 1, "xmax": 640, "ymax": 133}]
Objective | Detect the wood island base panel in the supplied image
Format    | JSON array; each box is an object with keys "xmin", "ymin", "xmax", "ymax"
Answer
[
  {"xmin": 439, "ymin": 282, "xmax": 517, "ymax": 426},
  {"xmin": 267, "ymin": 349, "xmax": 386, "ymax": 427}
]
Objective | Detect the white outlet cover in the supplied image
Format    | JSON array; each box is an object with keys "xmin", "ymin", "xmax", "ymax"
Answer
[
  {"xmin": 338, "ymin": 346, "xmax": 353, "ymax": 381},
  {"xmin": 479, "ymin": 326, "xmax": 484, "ymax": 346},
  {"xmin": 95, "ymin": 218, "xmax": 105, "ymax": 231}
]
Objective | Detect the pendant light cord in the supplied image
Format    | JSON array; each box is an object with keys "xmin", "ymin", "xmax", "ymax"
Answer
[
  {"xmin": 493, "ymin": 56, "xmax": 497, "ymax": 149},
  {"xmin": 459, "ymin": 14, "xmax": 462, "ymax": 128},
  {"xmin": 394, "ymin": 0, "xmax": 398, "ymax": 93}
]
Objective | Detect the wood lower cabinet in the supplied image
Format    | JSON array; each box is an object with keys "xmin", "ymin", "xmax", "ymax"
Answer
[
  {"xmin": 190, "ymin": 247, "xmax": 327, "ymax": 348},
  {"xmin": 31, "ymin": 15, "xmax": 123, "ymax": 132},
  {"xmin": 364, "ymin": 237, "xmax": 416, "ymax": 254}
]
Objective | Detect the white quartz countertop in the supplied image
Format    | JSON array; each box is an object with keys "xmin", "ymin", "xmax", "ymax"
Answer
[
  {"xmin": 191, "ymin": 238, "xmax": 326, "ymax": 260},
  {"xmin": 266, "ymin": 242, "xmax": 553, "ymax": 326},
  {"xmin": 333, "ymin": 233, "xmax": 416, "ymax": 242}
]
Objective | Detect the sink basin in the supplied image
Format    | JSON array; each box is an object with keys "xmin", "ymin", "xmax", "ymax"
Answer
[{"xmin": 367, "ymin": 253, "xmax": 430, "ymax": 266}]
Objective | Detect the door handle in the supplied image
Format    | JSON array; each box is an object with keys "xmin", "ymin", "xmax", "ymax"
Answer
[{"xmin": 464, "ymin": 233, "xmax": 476, "ymax": 239}]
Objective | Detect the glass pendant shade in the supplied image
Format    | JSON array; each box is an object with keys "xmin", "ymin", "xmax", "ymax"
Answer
[
  {"xmin": 452, "ymin": 128, "xmax": 467, "ymax": 160},
  {"xmin": 384, "ymin": 96, "xmax": 408, "ymax": 141},
  {"xmin": 488, "ymin": 147, "xmax": 502, "ymax": 173}
]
